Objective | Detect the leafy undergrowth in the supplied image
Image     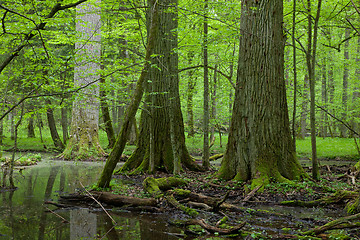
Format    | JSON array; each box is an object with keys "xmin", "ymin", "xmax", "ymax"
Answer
[
  {"xmin": 0, "ymin": 153, "xmax": 42, "ymax": 166},
  {"xmin": 104, "ymin": 162, "xmax": 360, "ymax": 239}
]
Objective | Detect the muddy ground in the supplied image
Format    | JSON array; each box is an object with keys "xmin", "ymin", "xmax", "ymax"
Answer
[{"xmin": 89, "ymin": 160, "xmax": 358, "ymax": 240}]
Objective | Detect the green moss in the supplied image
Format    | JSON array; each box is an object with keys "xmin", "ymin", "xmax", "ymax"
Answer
[
  {"xmin": 355, "ymin": 161, "xmax": 360, "ymax": 171},
  {"xmin": 345, "ymin": 197, "xmax": 360, "ymax": 214},
  {"xmin": 143, "ymin": 177, "xmax": 163, "ymax": 198},
  {"xmin": 156, "ymin": 177, "xmax": 188, "ymax": 190},
  {"xmin": 172, "ymin": 188, "xmax": 191, "ymax": 196}
]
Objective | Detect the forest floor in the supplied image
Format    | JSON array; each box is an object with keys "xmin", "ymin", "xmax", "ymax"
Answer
[{"xmin": 60, "ymin": 158, "xmax": 359, "ymax": 240}]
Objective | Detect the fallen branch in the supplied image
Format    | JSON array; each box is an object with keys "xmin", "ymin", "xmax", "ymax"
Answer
[
  {"xmin": 243, "ymin": 184, "xmax": 262, "ymax": 202},
  {"xmin": 179, "ymin": 219, "xmax": 246, "ymax": 235}
]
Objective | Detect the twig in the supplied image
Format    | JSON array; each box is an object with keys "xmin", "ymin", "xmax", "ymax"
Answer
[
  {"xmin": 79, "ymin": 182, "xmax": 117, "ymax": 224},
  {"xmin": 44, "ymin": 206, "xmax": 69, "ymax": 223}
]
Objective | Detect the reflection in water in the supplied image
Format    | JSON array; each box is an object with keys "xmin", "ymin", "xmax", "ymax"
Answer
[
  {"xmin": 0, "ymin": 158, "xmax": 184, "ymax": 240},
  {"xmin": 70, "ymin": 209, "xmax": 96, "ymax": 240}
]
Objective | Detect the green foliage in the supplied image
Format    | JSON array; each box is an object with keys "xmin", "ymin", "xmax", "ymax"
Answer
[{"xmin": 1, "ymin": 153, "xmax": 41, "ymax": 166}]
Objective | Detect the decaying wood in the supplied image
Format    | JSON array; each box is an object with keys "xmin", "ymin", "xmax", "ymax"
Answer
[
  {"xmin": 303, "ymin": 212, "xmax": 360, "ymax": 235},
  {"xmin": 60, "ymin": 191, "xmax": 157, "ymax": 207},
  {"xmin": 179, "ymin": 219, "xmax": 246, "ymax": 235},
  {"xmin": 209, "ymin": 153, "xmax": 223, "ymax": 161},
  {"xmin": 243, "ymin": 184, "xmax": 262, "ymax": 202},
  {"xmin": 45, "ymin": 201, "xmax": 71, "ymax": 208},
  {"xmin": 280, "ymin": 190, "xmax": 359, "ymax": 207},
  {"xmin": 165, "ymin": 193, "xmax": 199, "ymax": 217}
]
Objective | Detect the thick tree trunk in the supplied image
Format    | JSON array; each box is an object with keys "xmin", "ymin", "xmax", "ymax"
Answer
[
  {"xmin": 119, "ymin": 0, "xmax": 201, "ymax": 175},
  {"xmin": 218, "ymin": 0, "xmax": 304, "ymax": 186},
  {"xmin": 61, "ymin": 1, "xmax": 105, "ymax": 160}
]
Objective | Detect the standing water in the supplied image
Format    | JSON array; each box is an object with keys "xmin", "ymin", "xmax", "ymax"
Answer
[{"xmin": 0, "ymin": 154, "xmax": 181, "ymax": 240}]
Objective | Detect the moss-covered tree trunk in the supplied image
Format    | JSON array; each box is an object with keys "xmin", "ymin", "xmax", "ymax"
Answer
[
  {"xmin": 60, "ymin": 1, "xmax": 105, "ymax": 160},
  {"xmin": 120, "ymin": 0, "xmax": 201, "ymax": 174},
  {"xmin": 217, "ymin": 0, "xmax": 304, "ymax": 186}
]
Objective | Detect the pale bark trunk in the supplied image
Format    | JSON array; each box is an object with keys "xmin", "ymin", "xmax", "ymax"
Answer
[
  {"xmin": 61, "ymin": 0, "xmax": 105, "ymax": 160},
  {"xmin": 218, "ymin": 0, "xmax": 303, "ymax": 185}
]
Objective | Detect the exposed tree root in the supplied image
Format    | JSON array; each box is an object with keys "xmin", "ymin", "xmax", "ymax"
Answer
[
  {"xmin": 280, "ymin": 190, "xmax": 359, "ymax": 207},
  {"xmin": 302, "ymin": 212, "xmax": 360, "ymax": 236},
  {"xmin": 174, "ymin": 219, "xmax": 246, "ymax": 235}
]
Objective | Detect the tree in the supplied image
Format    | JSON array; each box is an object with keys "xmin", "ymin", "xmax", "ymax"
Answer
[
  {"xmin": 120, "ymin": 0, "xmax": 201, "ymax": 174},
  {"xmin": 60, "ymin": 0, "xmax": 105, "ymax": 160},
  {"xmin": 217, "ymin": 0, "xmax": 304, "ymax": 186}
]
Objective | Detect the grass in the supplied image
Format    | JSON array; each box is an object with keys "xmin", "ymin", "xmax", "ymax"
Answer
[
  {"xmin": 1, "ymin": 126, "xmax": 359, "ymax": 161},
  {"xmin": 296, "ymin": 137, "xmax": 359, "ymax": 160}
]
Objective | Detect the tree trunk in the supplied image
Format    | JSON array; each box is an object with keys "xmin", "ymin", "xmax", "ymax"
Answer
[
  {"xmin": 27, "ymin": 115, "xmax": 35, "ymax": 138},
  {"xmin": 320, "ymin": 59, "xmax": 328, "ymax": 138},
  {"xmin": 97, "ymin": 1, "xmax": 160, "ymax": 188},
  {"xmin": 61, "ymin": 0, "xmax": 105, "ymax": 160},
  {"xmin": 300, "ymin": 75, "xmax": 309, "ymax": 139},
  {"xmin": 340, "ymin": 28, "xmax": 350, "ymax": 138},
  {"xmin": 291, "ymin": 0, "xmax": 297, "ymax": 149},
  {"xmin": 217, "ymin": 0, "xmax": 304, "ymax": 186},
  {"xmin": 61, "ymin": 107, "xmax": 69, "ymax": 144},
  {"xmin": 210, "ymin": 64, "xmax": 217, "ymax": 147},
  {"xmin": 100, "ymin": 64, "xmax": 116, "ymax": 149},
  {"xmin": 186, "ymin": 52, "xmax": 196, "ymax": 138},
  {"xmin": 306, "ymin": 0, "xmax": 322, "ymax": 181},
  {"xmin": 202, "ymin": 0, "xmax": 210, "ymax": 170},
  {"xmin": 46, "ymin": 100, "xmax": 65, "ymax": 151},
  {"xmin": 119, "ymin": 0, "xmax": 201, "ymax": 175}
]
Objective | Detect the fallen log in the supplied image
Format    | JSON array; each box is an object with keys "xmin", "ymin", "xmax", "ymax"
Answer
[
  {"xmin": 143, "ymin": 177, "xmax": 188, "ymax": 198},
  {"xmin": 60, "ymin": 191, "xmax": 157, "ymax": 207}
]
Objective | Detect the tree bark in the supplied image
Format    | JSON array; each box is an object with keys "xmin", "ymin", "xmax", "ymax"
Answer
[
  {"xmin": 186, "ymin": 52, "xmax": 196, "ymax": 138},
  {"xmin": 118, "ymin": 0, "xmax": 202, "ymax": 176},
  {"xmin": 218, "ymin": 0, "xmax": 304, "ymax": 186},
  {"xmin": 202, "ymin": 0, "xmax": 210, "ymax": 170},
  {"xmin": 340, "ymin": 28, "xmax": 350, "ymax": 138},
  {"xmin": 96, "ymin": 1, "xmax": 160, "ymax": 188},
  {"xmin": 46, "ymin": 100, "xmax": 65, "ymax": 150},
  {"xmin": 60, "ymin": 0, "xmax": 105, "ymax": 160}
]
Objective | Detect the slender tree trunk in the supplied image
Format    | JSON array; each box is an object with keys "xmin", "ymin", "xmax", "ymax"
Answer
[
  {"xmin": 202, "ymin": 0, "xmax": 210, "ymax": 170},
  {"xmin": 100, "ymin": 64, "xmax": 116, "ymax": 149},
  {"xmin": 218, "ymin": 0, "xmax": 304, "ymax": 185},
  {"xmin": 321, "ymin": 59, "xmax": 328, "ymax": 138},
  {"xmin": 46, "ymin": 100, "xmax": 65, "ymax": 150},
  {"xmin": 300, "ymin": 75, "xmax": 309, "ymax": 139},
  {"xmin": 97, "ymin": 1, "xmax": 160, "ymax": 188},
  {"xmin": 186, "ymin": 52, "xmax": 196, "ymax": 138},
  {"xmin": 328, "ymin": 48, "xmax": 335, "ymax": 137},
  {"xmin": 210, "ymin": 64, "xmax": 217, "ymax": 147},
  {"xmin": 352, "ymin": 37, "xmax": 360, "ymax": 135},
  {"xmin": 306, "ymin": 0, "xmax": 322, "ymax": 181},
  {"xmin": 340, "ymin": 28, "xmax": 350, "ymax": 138},
  {"xmin": 61, "ymin": 107, "xmax": 69, "ymax": 144},
  {"xmin": 292, "ymin": 0, "xmax": 297, "ymax": 149}
]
